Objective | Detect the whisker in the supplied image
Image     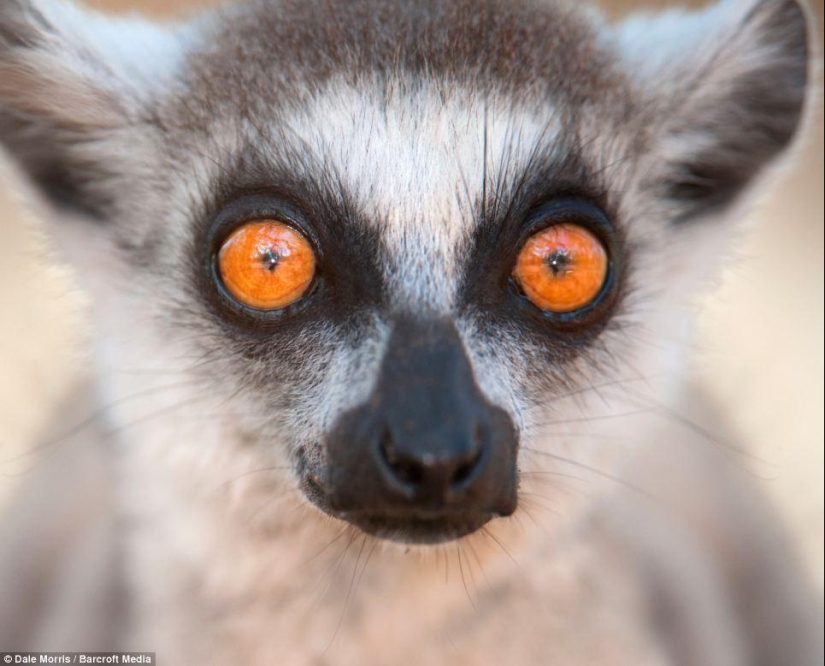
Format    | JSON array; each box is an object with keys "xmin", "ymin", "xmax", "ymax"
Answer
[
  {"xmin": 625, "ymin": 387, "xmax": 764, "ymax": 463},
  {"xmin": 518, "ymin": 501, "xmax": 551, "ymax": 529},
  {"xmin": 518, "ymin": 491, "xmax": 563, "ymax": 516},
  {"xmin": 307, "ymin": 529, "xmax": 357, "ymax": 616},
  {"xmin": 527, "ymin": 407, "xmax": 654, "ymax": 430},
  {"xmin": 246, "ymin": 487, "xmax": 297, "ymax": 527},
  {"xmin": 0, "ymin": 379, "xmax": 202, "ymax": 466},
  {"xmin": 353, "ymin": 537, "xmax": 379, "ymax": 593},
  {"xmin": 481, "ymin": 526, "xmax": 523, "ymax": 573},
  {"xmin": 299, "ymin": 526, "xmax": 350, "ymax": 571},
  {"xmin": 455, "ymin": 542, "xmax": 476, "ymax": 610},
  {"xmin": 466, "ymin": 539, "xmax": 492, "ymax": 594},
  {"xmin": 210, "ymin": 465, "xmax": 292, "ymax": 494},
  {"xmin": 321, "ymin": 533, "xmax": 367, "ymax": 656},
  {"xmin": 2, "ymin": 389, "xmax": 226, "ymax": 477},
  {"xmin": 519, "ymin": 450, "xmax": 652, "ymax": 498}
]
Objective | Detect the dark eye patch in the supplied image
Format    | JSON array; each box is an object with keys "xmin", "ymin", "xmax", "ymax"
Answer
[
  {"xmin": 456, "ymin": 135, "xmax": 627, "ymax": 349},
  {"xmin": 188, "ymin": 157, "xmax": 387, "ymax": 345}
]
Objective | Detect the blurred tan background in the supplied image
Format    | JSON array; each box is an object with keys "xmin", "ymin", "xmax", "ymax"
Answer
[{"xmin": 0, "ymin": 0, "xmax": 823, "ymax": 592}]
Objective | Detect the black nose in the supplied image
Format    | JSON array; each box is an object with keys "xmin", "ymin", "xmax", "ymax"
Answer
[
  {"xmin": 376, "ymin": 421, "xmax": 485, "ymax": 501},
  {"xmin": 317, "ymin": 318, "xmax": 518, "ymax": 543}
]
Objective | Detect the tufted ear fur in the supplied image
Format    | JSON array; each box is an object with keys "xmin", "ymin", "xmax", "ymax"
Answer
[
  {"xmin": 617, "ymin": 0, "xmax": 811, "ymax": 223},
  {"xmin": 0, "ymin": 0, "xmax": 190, "ymax": 217}
]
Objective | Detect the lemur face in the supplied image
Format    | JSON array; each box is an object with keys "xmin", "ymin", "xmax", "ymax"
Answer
[
  {"xmin": 180, "ymin": 79, "xmax": 635, "ymax": 543},
  {"xmin": 0, "ymin": 0, "xmax": 809, "ymax": 543}
]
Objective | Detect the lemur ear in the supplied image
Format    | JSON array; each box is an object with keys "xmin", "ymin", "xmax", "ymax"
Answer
[
  {"xmin": 617, "ymin": 0, "xmax": 810, "ymax": 222},
  {"xmin": 0, "ymin": 0, "xmax": 188, "ymax": 217}
]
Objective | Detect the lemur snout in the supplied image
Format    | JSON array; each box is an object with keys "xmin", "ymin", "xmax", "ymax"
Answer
[{"xmin": 317, "ymin": 319, "xmax": 518, "ymax": 543}]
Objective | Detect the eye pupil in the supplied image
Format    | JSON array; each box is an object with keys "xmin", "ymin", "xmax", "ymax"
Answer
[
  {"xmin": 545, "ymin": 250, "xmax": 571, "ymax": 275},
  {"xmin": 260, "ymin": 249, "xmax": 280, "ymax": 271}
]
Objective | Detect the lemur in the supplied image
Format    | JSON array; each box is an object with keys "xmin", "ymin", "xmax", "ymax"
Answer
[{"xmin": 0, "ymin": 0, "xmax": 821, "ymax": 664}]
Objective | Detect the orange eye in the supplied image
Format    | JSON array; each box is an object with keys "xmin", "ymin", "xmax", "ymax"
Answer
[
  {"xmin": 217, "ymin": 220, "xmax": 316, "ymax": 310},
  {"xmin": 513, "ymin": 223, "xmax": 609, "ymax": 313}
]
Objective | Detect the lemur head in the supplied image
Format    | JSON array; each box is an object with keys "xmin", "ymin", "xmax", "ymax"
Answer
[{"xmin": 0, "ymin": 0, "xmax": 810, "ymax": 544}]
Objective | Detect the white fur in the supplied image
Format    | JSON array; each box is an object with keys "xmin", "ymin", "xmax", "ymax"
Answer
[
  {"xmin": 29, "ymin": 0, "xmax": 195, "ymax": 101},
  {"xmin": 282, "ymin": 80, "xmax": 562, "ymax": 310}
]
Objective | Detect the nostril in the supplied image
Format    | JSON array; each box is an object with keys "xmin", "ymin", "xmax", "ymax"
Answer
[
  {"xmin": 377, "ymin": 422, "xmax": 490, "ymax": 497},
  {"xmin": 451, "ymin": 461, "xmax": 474, "ymax": 487},
  {"xmin": 391, "ymin": 459, "xmax": 425, "ymax": 486},
  {"xmin": 378, "ymin": 426, "xmax": 424, "ymax": 488},
  {"xmin": 450, "ymin": 448, "xmax": 483, "ymax": 490}
]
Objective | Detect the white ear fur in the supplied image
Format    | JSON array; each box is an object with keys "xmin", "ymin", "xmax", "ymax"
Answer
[
  {"xmin": 0, "ymin": 0, "xmax": 194, "ymax": 212},
  {"xmin": 0, "ymin": 0, "xmax": 189, "ymax": 124},
  {"xmin": 615, "ymin": 0, "xmax": 811, "ymax": 222}
]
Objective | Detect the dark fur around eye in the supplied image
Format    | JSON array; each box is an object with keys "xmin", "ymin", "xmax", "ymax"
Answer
[
  {"xmin": 190, "ymin": 152, "xmax": 627, "ymax": 360},
  {"xmin": 456, "ymin": 131, "xmax": 629, "ymax": 347},
  {"xmin": 463, "ymin": 197, "xmax": 625, "ymax": 350},
  {"xmin": 189, "ymin": 169, "xmax": 388, "ymax": 347}
]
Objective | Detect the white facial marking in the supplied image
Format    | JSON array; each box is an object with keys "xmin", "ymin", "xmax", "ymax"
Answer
[{"xmin": 281, "ymin": 79, "xmax": 561, "ymax": 312}]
